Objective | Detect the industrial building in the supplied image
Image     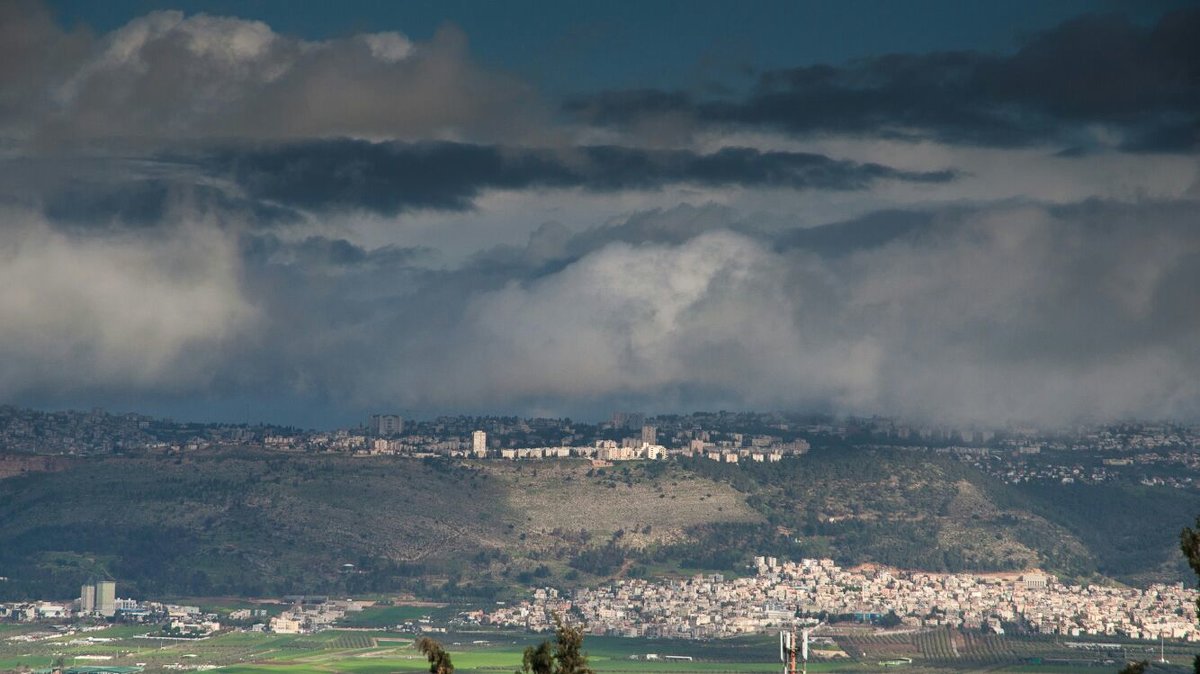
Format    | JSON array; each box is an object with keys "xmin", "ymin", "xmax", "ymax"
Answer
[{"xmin": 79, "ymin": 579, "xmax": 116, "ymax": 617}]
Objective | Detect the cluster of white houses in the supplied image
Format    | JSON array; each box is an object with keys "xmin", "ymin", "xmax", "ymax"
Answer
[
  {"xmin": 486, "ymin": 557, "xmax": 1200, "ymax": 641},
  {"xmin": 267, "ymin": 598, "xmax": 363, "ymax": 634},
  {"xmin": 357, "ymin": 434, "xmax": 808, "ymax": 465}
]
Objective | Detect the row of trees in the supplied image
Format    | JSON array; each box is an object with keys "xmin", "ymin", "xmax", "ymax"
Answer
[{"xmin": 416, "ymin": 613, "xmax": 594, "ymax": 674}]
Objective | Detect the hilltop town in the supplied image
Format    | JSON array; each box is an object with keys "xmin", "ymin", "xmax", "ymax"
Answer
[{"xmin": 3, "ymin": 406, "xmax": 1199, "ymax": 482}]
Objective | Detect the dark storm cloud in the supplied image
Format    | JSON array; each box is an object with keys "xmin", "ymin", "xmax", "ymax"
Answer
[
  {"xmin": 772, "ymin": 209, "xmax": 936, "ymax": 255},
  {"xmin": 1120, "ymin": 118, "xmax": 1200, "ymax": 153},
  {"xmin": 40, "ymin": 178, "xmax": 300, "ymax": 229},
  {"xmin": 565, "ymin": 9, "xmax": 1200, "ymax": 150},
  {"xmin": 11, "ymin": 137, "xmax": 955, "ymax": 228},
  {"xmin": 0, "ymin": 154, "xmax": 304, "ymax": 231},
  {"xmin": 206, "ymin": 140, "xmax": 955, "ymax": 215},
  {"xmin": 240, "ymin": 233, "xmax": 428, "ymax": 272}
]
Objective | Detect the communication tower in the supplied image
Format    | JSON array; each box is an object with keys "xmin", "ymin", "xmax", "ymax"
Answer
[{"xmin": 779, "ymin": 621, "xmax": 820, "ymax": 674}]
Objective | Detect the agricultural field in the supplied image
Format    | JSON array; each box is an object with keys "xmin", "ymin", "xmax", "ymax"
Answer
[
  {"xmin": 4, "ymin": 625, "xmax": 1193, "ymax": 674},
  {"xmin": 835, "ymin": 628, "xmax": 1195, "ymax": 672},
  {"xmin": 207, "ymin": 632, "xmax": 831, "ymax": 674},
  {"xmin": 335, "ymin": 605, "xmax": 459, "ymax": 629},
  {"xmin": 0, "ymin": 627, "xmax": 852, "ymax": 674}
]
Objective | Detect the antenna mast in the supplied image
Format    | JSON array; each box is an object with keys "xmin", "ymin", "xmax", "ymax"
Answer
[{"xmin": 780, "ymin": 624, "xmax": 812, "ymax": 674}]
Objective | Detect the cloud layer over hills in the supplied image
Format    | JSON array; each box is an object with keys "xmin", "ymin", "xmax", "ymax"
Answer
[{"xmin": 1, "ymin": 1, "xmax": 1198, "ymax": 426}]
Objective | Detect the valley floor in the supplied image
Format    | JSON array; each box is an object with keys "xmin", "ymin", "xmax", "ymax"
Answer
[{"xmin": 1, "ymin": 623, "xmax": 1194, "ymax": 674}]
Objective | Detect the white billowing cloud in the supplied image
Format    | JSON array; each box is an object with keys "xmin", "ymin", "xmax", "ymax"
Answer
[
  {"xmin": 0, "ymin": 208, "xmax": 257, "ymax": 394},
  {"xmin": 460, "ymin": 232, "xmax": 795, "ymax": 395},
  {"xmin": 98, "ymin": 11, "xmax": 275, "ymax": 67},
  {"xmin": 362, "ymin": 32, "xmax": 414, "ymax": 63},
  {"xmin": 371, "ymin": 230, "xmax": 895, "ymax": 413},
  {"xmin": 3, "ymin": 7, "xmax": 544, "ymax": 146}
]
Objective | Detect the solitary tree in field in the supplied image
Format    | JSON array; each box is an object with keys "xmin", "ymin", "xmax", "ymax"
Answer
[
  {"xmin": 551, "ymin": 613, "xmax": 594, "ymax": 674},
  {"xmin": 416, "ymin": 636, "xmax": 454, "ymax": 674},
  {"xmin": 1181, "ymin": 516, "xmax": 1200, "ymax": 674},
  {"xmin": 516, "ymin": 613, "xmax": 593, "ymax": 674},
  {"xmin": 517, "ymin": 639, "xmax": 553, "ymax": 674}
]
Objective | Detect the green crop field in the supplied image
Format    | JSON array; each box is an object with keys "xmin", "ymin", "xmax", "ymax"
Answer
[
  {"xmin": 205, "ymin": 632, "xmax": 840, "ymax": 674},
  {"xmin": 337, "ymin": 605, "xmax": 459, "ymax": 629},
  {"xmin": 0, "ymin": 627, "xmax": 832, "ymax": 674},
  {"xmin": 3, "ymin": 627, "xmax": 1194, "ymax": 674}
]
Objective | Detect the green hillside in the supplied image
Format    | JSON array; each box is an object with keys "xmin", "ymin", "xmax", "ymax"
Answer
[
  {"xmin": 0, "ymin": 452, "xmax": 513, "ymax": 599},
  {"xmin": 673, "ymin": 449, "xmax": 1200, "ymax": 583},
  {"xmin": 0, "ymin": 448, "xmax": 1195, "ymax": 601}
]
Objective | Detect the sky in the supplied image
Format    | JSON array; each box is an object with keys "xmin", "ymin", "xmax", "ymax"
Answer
[{"xmin": 1, "ymin": 1, "xmax": 1198, "ymax": 428}]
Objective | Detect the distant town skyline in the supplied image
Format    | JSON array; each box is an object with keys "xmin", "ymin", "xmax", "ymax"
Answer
[{"xmin": 1, "ymin": 1, "xmax": 1198, "ymax": 428}]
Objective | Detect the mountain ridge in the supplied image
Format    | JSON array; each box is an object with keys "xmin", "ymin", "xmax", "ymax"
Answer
[{"xmin": 0, "ymin": 447, "xmax": 1194, "ymax": 602}]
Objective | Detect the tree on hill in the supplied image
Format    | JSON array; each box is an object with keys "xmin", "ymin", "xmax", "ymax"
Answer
[
  {"xmin": 416, "ymin": 636, "xmax": 454, "ymax": 674},
  {"xmin": 517, "ymin": 613, "xmax": 594, "ymax": 674}
]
